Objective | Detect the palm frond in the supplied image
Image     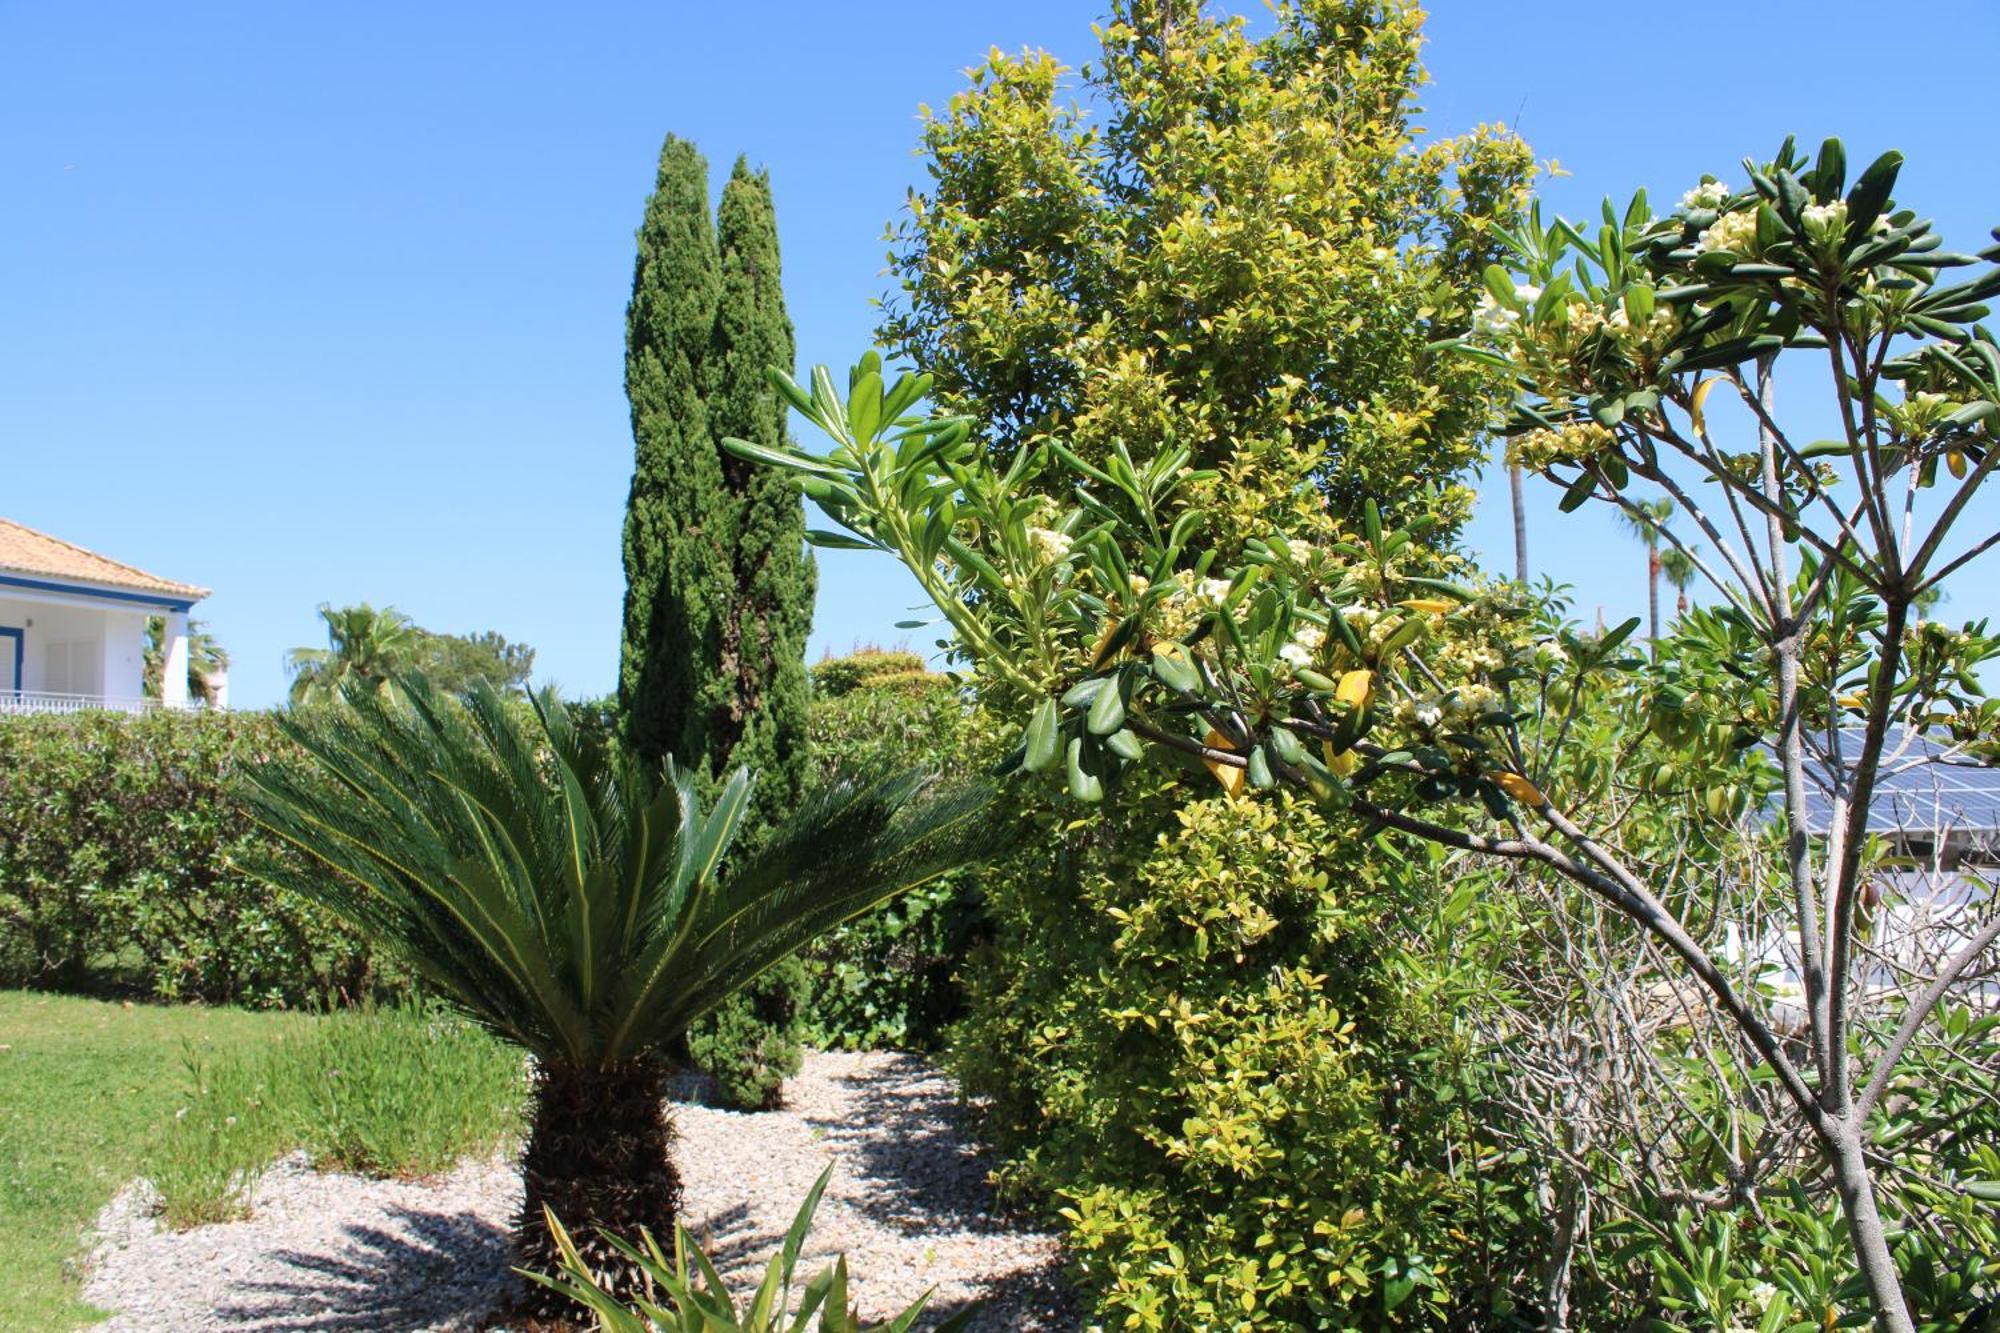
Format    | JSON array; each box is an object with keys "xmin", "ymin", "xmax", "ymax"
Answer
[{"xmin": 237, "ymin": 674, "xmax": 1001, "ymax": 1069}]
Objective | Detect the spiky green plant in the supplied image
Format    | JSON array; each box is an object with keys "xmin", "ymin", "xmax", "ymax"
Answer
[
  {"xmin": 532, "ymin": 1164, "xmax": 974, "ymax": 1332},
  {"xmin": 236, "ymin": 677, "xmax": 996, "ymax": 1322}
]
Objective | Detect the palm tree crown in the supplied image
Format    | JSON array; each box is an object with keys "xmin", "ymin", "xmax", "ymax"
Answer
[{"xmin": 286, "ymin": 603, "xmax": 420, "ymax": 706}]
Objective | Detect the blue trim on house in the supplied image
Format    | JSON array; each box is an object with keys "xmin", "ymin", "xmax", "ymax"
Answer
[
  {"xmin": 0, "ymin": 572, "xmax": 196, "ymax": 612},
  {"xmin": 0, "ymin": 626, "xmax": 22, "ymax": 695}
]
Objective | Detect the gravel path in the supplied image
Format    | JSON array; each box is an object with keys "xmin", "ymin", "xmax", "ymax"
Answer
[{"xmin": 84, "ymin": 1050, "xmax": 1075, "ymax": 1331}]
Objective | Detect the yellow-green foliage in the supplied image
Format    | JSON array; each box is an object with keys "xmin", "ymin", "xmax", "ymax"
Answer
[
  {"xmin": 880, "ymin": 0, "xmax": 1534, "ymax": 533},
  {"xmin": 957, "ymin": 785, "xmax": 1502, "ymax": 1329},
  {"xmin": 809, "ymin": 648, "xmax": 940, "ymax": 699}
]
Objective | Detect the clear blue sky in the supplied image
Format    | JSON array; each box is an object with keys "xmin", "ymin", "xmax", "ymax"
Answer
[{"xmin": 4, "ymin": 2, "xmax": 1996, "ymax": 708}]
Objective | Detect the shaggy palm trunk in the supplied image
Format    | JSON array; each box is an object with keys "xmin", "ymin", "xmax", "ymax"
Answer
[{"xmin": 511, "ymin": 1058, "xmax": 681, "ymax": 1325}]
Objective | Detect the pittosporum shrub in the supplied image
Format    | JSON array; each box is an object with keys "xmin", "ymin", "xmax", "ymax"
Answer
[{"xmin": 0, "ymin": 708, "xmax": 389, "ymax": 1006}]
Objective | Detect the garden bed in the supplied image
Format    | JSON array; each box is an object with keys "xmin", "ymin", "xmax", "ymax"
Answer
[{"xmin": 85, "ymin": 1050, "xmax": 1074, "ymax": 1331}]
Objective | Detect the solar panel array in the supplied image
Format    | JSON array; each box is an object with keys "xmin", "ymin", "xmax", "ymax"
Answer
[{"xmin": 1795, "ymin": 725, "xmax": 2000, "ymax": 838}]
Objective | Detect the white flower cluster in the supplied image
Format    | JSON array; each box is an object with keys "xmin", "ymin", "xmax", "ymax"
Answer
[
  {"xmin": 1472, "ymin": 282, "xmax": 1542, "ymax": 341},
  {"xmin": 1277, "ymin": 622, "xmax": 1324, "ymax": 669},
  {"xmin": 1396, "ymin": 682, "xmax": 1503, "ymax": 733},
  {"xmin": 1695, "ymin": 209, "xmax": 1759, "ymax": 256},
  {"xmin": 1025, "ymin": 526, "xmax": 1073, "ymax": 564},
  {"xmin": 1679, "ymin": 180, "xmax": 1731, "ymax": 212}
]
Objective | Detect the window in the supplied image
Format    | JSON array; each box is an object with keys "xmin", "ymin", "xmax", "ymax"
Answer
[{"xmin": 44, "ymin": 639, "xmax": 101, "ymax": 697}]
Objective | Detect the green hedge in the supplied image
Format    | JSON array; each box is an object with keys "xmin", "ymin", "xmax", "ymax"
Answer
[
  {"xmin": 0, "ymin": 709, "xmax": 388, "ymax": 1006},
  {"xmin": 801, "ymin": 652, "xmax": 984, "ymax": 1051}
]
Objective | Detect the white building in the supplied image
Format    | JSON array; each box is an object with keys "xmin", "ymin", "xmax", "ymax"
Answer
[{"xmin": 0, "ymin": 517, "xmax": 213, "ymax": 714}]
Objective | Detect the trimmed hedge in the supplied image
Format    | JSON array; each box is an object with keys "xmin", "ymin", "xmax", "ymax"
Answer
[{"xmin": 0, "ymin": 709, "xmax": 388, "ymax": 1006}]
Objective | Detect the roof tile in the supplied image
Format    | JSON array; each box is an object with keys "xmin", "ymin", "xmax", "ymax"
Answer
[{"xmin": 0, "ymin": 517, "xmax": 209, "ymax": 601}]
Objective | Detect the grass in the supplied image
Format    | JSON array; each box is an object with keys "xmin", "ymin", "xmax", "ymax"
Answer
[
  {"xmin": 0, "ymin": 991, "xmax": 280, "ymax": 1331},
  {"xmin": 150, "ymin": 999, "xmax": 527, "ymax": 1227},
  {"xmin": 0, "ymin": 991, "xmax": 527, "ymax": 1332}
]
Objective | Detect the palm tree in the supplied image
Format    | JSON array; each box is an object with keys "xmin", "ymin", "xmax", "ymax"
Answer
[
  {"xmin": 144, "ymin": 616, "xmax": 229, "ymax": 705},
  {"xmin": 237, "ymin": 677, "xmax": 996, "ymax": 1320},
  {"xmin": 1509, "ymin": 459, "xmax": 1529, "ymax": 583},
  {"xmin": 1617, "ymin": 497, "xmax": 1676, "ymax": 642},
  {"xmin": 286, "ymin": 603, "xmax": 419, "ymax": 706},
  {"xmin": 1659, "ymin": 544, "xmax": 1699, "ymax": 621}
]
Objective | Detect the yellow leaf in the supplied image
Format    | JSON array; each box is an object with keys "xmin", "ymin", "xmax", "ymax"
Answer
[
  {"xmin": 1335, "ymin": 669, "xmax": 1373, "ymax": 709},
  {"xmin": 1691, "ymin": 376, "xmax": 1721, "ymax": 437},
  {"xmin": 1838, "ymin": 693, "xmax": 1866, "ymax": 710},
  {"xmin": 1492, "ymin": 771, "xmax": 1545, "ymax": 805},
  {"xmin": 1947, "ymin": 450, "xmax": 1968, "ymax": 479},
  {"xmin": 1398, "ymin": 598, "xmax": 1454, "ymax": 615},
  {"xmin": 1203, "ymin": 728, "xmax": 1245, "ymax": 795}
]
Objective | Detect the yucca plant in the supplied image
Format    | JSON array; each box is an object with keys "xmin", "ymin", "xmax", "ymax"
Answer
[
  {"xmin": 238, "ymin": 676, "xmax": 997, "ymax": 1323},
  {"xmin": 531, "ymin": 1164, "xmax": 974, "ymax": 1332}
]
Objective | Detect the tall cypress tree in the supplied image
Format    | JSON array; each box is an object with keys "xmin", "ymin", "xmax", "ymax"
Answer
[
  {"xmin": 622, "ymin": 144, "xmax": 812, "ymax": 828},
  {"xmin": 709, "ymin": 157, "xmax": 814, "ymax": 831},
  {"xmin": 619, "ymin": 142, "xmax": 816, "ymax": 1109},
  {"xmin": 619, "ymin": 136, "xmax": 729, "ymax": 767}
]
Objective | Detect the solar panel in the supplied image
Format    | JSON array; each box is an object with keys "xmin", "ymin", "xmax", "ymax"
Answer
[{"xmin": 1790, "ymin": 725, "xmax": 2000, "ymax": 840}]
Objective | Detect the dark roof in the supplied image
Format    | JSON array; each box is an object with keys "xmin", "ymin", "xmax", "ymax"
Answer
[{"xmin": 1798, "ymin": 726, "xmax": 2000, "ymax": 839}]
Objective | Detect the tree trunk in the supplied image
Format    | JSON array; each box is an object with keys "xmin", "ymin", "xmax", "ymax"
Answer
[
  {"xmin": 1510, "ymin": 462, "xmax": 1529, "ymax": 583},
  {"xmin": 1825, "ymin": 1122, "xmax": 1916, "ymax": 1333},
  {"xmin": 510, "ymin": 1058, "xmax": 681, "ymax": 1327},
  {"xmin": 1646, "ymin": 548, "xmax": 1661, "ymax": 645}
]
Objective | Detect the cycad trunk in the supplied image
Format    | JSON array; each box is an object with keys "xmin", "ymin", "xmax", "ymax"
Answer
[{"xmin": 511, "ymin": 1058, "xmax": 681, "ymax": 1325}]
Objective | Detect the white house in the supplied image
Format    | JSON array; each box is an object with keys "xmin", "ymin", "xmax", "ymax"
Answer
[{"xmin": 0, "ymin": 517, "xmax": 213, "ymax": 714}]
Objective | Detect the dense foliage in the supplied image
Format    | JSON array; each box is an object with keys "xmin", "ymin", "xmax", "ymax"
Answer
[
  {"xmin": 802, "ymin": 650, "xmax": 983, "ymax": 1050},
  {"xmin": 878, "ymin": 0, "xmax": 1532, "ymax": 527},
  {"xmin": 745, "ymin": 129, "xmax": 2000, "ymax": 1330},
  {"xmin": 288, "ymin": 603, "xmax": 535, "ymax": 703},
  {"xmin": 618, "ymin": 139, "xmax": 814, "ymax": 823},
  {"xmin": 0, "ymin": 709, "xmax": 382, "ymax": 1006}
]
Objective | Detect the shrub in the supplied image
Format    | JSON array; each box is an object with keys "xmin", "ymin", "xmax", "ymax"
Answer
[
  {"xmin": 686, "ymin": 953, "xmax": 807, "ymax": 1109},
  {"xmin": 149, "ymin": 999, "xmax": 527, "ymax": 1228},
  {"xmin": 801, "ymin": 652, "xmax": 984, "ymax": 1051},
  {"xmin": 0, "ymin": 709, "xmax": 387, "ymax": 1006},
  {"xmin": 954, "ymin": 785, "xmax": 1534, "ymax": 1328}
]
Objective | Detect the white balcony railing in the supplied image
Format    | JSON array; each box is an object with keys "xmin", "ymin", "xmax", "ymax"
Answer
[{"xmin": 0, "ymin": 691, "xmax": 161, "ymax": 717}]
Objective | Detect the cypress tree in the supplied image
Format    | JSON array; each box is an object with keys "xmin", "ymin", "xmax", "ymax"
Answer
[
  {"xmin": 619, "ymin": 141, "xmax": 815, "ymax": 1110},
  {"xmin": 619, "ymin": 136, "xmax": 729, "ymax": 768},
  {"xmin": 709, "ymin": 157, "xmax": 814, "ymax": 831}
]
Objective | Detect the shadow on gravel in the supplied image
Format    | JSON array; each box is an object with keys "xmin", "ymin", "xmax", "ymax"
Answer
[
  {"xmin": 802, "ymin": 1052, "xmax": 1016, "ymax": 1236},
  {"xmin": 213, "ymin": 1205, "xmax": 512, "ymax": 1331}
]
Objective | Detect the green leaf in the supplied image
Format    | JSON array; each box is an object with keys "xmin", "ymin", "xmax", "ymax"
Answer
[
  {"xmin": 846, "ymin": 369, "xmax": 884, "ymax": 444},
  {"xmin": 1066, "ymin": 736, "xmax": 1105, "ymax": 802},
  {"xmin": 1086, "ymin": 672, "xmax": 1127, "ymax": 735},
  {"xmin": 1558, "ymin": 470, "xmax": 1598, "ymax": 513},
  {"xmin": 804, "ymin": 529, "xmax": 882, "ymax": 551},
  {"xmin": 1845, "ymin": 149, "xmax": 1904, "ymax": 242},
  {"xmin": 1023, "ymin": 698, "xmax": 1061, "ymax": 774}
]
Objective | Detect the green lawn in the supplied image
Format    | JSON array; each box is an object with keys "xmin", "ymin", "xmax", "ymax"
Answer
[{"xmin": 0, "ymin": 990, "xmax": 284, "ymax": 1332}]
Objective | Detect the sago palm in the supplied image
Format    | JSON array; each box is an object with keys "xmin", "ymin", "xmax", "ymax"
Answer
[{"xmin": 238, "ymin": 676, "xmax": 997, "ymax": 1320}]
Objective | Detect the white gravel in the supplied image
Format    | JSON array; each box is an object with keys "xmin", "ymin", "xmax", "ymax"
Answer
[{"xmin": 84, "ymin": 1050, "xmax": 1075, "ymax": 1331}]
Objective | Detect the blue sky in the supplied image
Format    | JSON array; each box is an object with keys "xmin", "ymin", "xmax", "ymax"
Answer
[{"xmin": 4, "ymin": 2, "xmax": 1996, "ymax": 708}]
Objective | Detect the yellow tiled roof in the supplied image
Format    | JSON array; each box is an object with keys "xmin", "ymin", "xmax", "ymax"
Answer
[{"xmin": 0, "ymin": 517, "xmax": 209, "ymax": 601}]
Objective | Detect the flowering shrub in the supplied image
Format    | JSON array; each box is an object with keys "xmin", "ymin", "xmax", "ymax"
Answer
[{"xmin": 731, "ymin": 135, "xmax": 2000, "ymax": 1331}]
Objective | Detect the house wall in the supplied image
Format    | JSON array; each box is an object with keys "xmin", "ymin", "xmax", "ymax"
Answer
[{"xmin": 0, "ymin": 596, "xmax": 148, "ymax": 699}]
